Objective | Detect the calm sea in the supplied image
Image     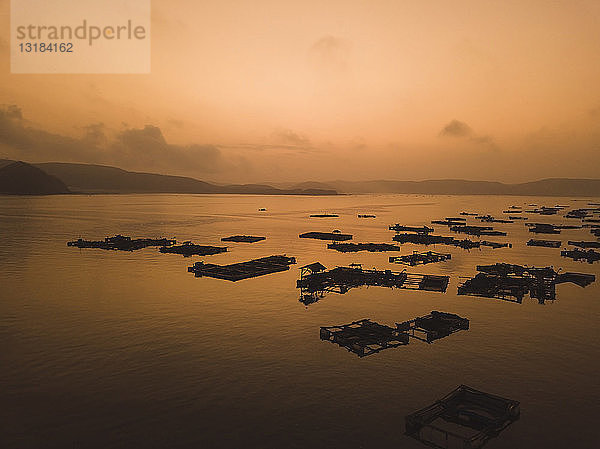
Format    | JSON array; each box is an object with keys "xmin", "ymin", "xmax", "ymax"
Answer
[{"xmin": 1, "ymin": 194, "xmax": 599, "ymax": 449}]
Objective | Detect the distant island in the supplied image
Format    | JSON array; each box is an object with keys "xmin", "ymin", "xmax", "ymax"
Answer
[
  {"xmin": 0, "ymin": 160, "xmax": 337, "ymax": 196},
  {"xmin": 1, "ymin": 159, "xmax": 599, "ymax": 197},
  {"xmin": 287, "ymin": 179, "xmax": 600, "ymax": 197},
  {"xmin": 0, "ymin": 161, "xmax": 70, "ymax": 195}
]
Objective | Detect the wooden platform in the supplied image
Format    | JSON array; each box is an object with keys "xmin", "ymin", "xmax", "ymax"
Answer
[
  {"xmin": 458, "ymin": 263, "xmax": 595, "ymax": 303},
  {"xmin": 561, "ymin": 248, "xmax": 600, "ymax": 263},
  {"xmin": 396, "ymin": 311, "xmax": 469, "ymax": 343},
  {"xmin": 159, "ymin": 243, "xmax": 227, "ymax": 257},
  {"xmin": 297, "ymin": 264, "xmax": 449, "ymax": 304},
  {"xmin": 389, "ymin": 251, "xmax": 451, "ymax": 266},
  {"xmin": 405, "ymin": 385, "xmax": 520, "ymax": 449},
  {"xmin": 221, "ymin": 235, "xmax": 266, "ymax": 243},
  {"xmin": 567, "ymin": 240, "xmax": 600, "ymax": 249},
  {"xmin": 67, "ymin": 235, "xmax": 175, "ymax": 251},
  {"xmin": 527, "ymin": 239, "xmax": 561, "ymax": 248},
  {"xmin": 327, "ymin": 242, "xmax": 401, "ymax": 253},
  {"xmin": 188, "ymin": 255, "xmax": 296, "ymax": 281},
  {"xmin": 393, "ymin": 233, "xmax": 454, "ymax": 245},
  {"xmin": 450, "ymin": 225, "xmax": 506, "ymax": 236},
  {"xmin": 389, "ymin": 224, "xmax": 434, "ymax": 234},
  {"xmin": 319, "ymin": 319, "xmax": 409, "ymax": 357},
  {"xmin": 299, "ymin": 231, "xmax": 352, "ymax": 241}
]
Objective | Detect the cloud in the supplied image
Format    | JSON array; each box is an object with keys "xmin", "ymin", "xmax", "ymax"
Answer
[
  {"xmin": 439, "ymin": 119, "xmax": 499, "ymax": 152},
  {"xmin": 271, "ymin": 128, "xmax": 311, "ymax": 147},
  {"xmin": 308, "ymin": 35, "xmax": 351, "ymax": 74},
  {"xmin": 439, "ymin": 120, "xmax": 473, "ymax": 138},
  {"xmin": 0, "ymin": 105, "xmax": 225, "ymax": 175}
]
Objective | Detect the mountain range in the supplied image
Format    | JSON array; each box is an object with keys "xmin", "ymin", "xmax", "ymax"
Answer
[{"xmin": 1, "ymin": 159, "xmax": 600, "ymax": 196}]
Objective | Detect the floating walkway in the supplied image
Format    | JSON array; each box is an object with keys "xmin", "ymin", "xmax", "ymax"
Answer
[
  {"xmin": 188, "ymin": 255, "xmax": 296, "ymax": 281},
  {"xmin": 389, "ymin": 251, "xmax": 451, "ymax": 266},
  {"xmin": 405, "ymin": 385, "xmax": 520, "ymax": 449}
]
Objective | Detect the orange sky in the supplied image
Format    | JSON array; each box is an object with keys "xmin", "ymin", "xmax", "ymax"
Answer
[{"xmin": 1, "ymin": 0, "xmax": 600, "ymax": 183}]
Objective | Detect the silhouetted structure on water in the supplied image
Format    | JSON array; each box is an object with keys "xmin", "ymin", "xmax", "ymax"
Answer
[
  {"xmin": 188, "ymin": 255, "xmax": 296, "ymax": 281},
  {"xmin": 561, "ymin": 248, "xmax": 600, "ymax": 263},
  {"xmin": 221, "ymin": 235, "xmax": 266, "ymax": 243},
  {"xmin": 389, "ymin": 251, "xmax": 451, "ymax": 266},
  {"xmin": 299, "ymin": 231, "xmax": 353, "ymax": 241},
  {"xmin": 67, "ymin": 235, "xmax": 175, "ymax": 251},
  {"xmin": 327, "ymin": 242, "xmax": 400, "ymax": 252},
  {"xmin": 405, "ymin": 385, "xmax": 520, "ymax": 449},
  {"xmin": 319, "ymin": 311, "xmax": 469, "ymax": 357},
  {"xmin": 396, "ymin": 311, "xmax": 469, "ymax": 343},
  {"xmin": 159, "ymin": 242, "xmax": 227, "ymax": 257},
  {"xmin": 298, "ymin": 262, "xmax": 449, "ymax": 304},
  {"xmin": 458, "ymin": 263, "xmax": 595, "ymax": 303},
  {"xmin": 527, "ymin": 239, "xmax": 561, "ymax": 248}
]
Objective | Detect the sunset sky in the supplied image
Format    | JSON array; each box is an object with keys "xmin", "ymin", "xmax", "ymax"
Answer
[{"xmin": 1, "ymin": 0, "xmax": 600, "ymax": 183}]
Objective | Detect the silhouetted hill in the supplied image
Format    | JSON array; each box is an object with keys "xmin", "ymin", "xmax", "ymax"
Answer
[
  {"xmin": 0, "ymin": 161, "xmax": 70, "ymax": 195},
  {"xmin": 291, "ymin": 178, "xmax": 600, "ymax": 196},
  {"xmin": 507, "ymin": 178, "xmax": 600, "ymax": 196},
  {"xmin": 2, "ymin": 159, "xmax": 597, "ymax": 196},
  {"xmin": 36, "ymin": 162, "xmax": 221, "ymax": 194},
  {"xmin": 33, "ymin": 162, "xmax": 338, "ymax": 195}
]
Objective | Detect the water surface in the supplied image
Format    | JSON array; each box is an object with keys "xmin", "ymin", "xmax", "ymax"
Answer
[{"xmin": 1, "ymin": 194, "xmax": 599, "ymax": 448}]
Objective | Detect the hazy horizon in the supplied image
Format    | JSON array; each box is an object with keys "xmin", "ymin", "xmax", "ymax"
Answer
[{"xmin": 2, "ymin": 0, "xmax": 600, "ymax": 184}]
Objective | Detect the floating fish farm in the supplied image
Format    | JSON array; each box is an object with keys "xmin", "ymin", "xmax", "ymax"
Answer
[
  {"xmin": 221, "ymin": 235, "xmax": 266, "ymax": 243},
  {"xmin": 389, "ymin": 251, "xmax": 451, "ymax": 266},
  {"xmin": 405, "ymin": 385, "xmax": 520, "ymax": 449},
  {"xmin": 299, "ymin": 231, "xmax": 353, "ymax": 241},
  {"xmin": 395, "ymin": 311, "xmax": 469, "ymax": 344},
  {"xmin": 188, "ymin": 255, "xmax": 297, "ymax": 281},
  {"xmin": 159, "ymin": 242, "xmax": 227, "ymax": 257},
  {"xmin": 527, "ymin": 239, "xmax": 561, "ymax": 248},
  {"xmin": 67, "ymin": 235, "xmax": 176, "ymax": 251},
  {"xmin": 458, "ymin": 263, "xmax": 595, "ymax": 303},
  {"xmin": 326, "ymin": 242, "xmax": 401, "ymax": 253},
  {"xmin": 319, "ymin": 311, "xmax": 469, "ymax": 357},
  {"xmin": 297, "ymin": 263, "xmax": 449, "ymax": 304}
]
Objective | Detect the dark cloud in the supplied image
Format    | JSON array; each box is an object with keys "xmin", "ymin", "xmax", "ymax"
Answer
[
  {"xmin": 439, "ymin": 120, "xmax": 473, "ymax": 138},
  {"xmin": 167, "ymin": 118, "xmax": 185, "ymax": 128},
  {"xmin": 439, "ymin": 119, "xmax": 499, "ymax": 151},
  {"xmin": 308, "ymin": 35, "xmax": 350, "ymax": 73},
  {"xmin": 272, "ymin": 128, "xmax": 311, "ymax": 147},
  {"xmin": 0, "ymin": 105, "xmax": 224, "ymax": 175}
]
